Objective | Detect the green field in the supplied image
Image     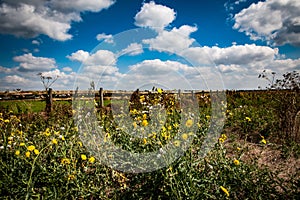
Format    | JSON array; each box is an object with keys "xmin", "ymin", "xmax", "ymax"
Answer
[{"xmin": 0, "ymin": 90, "xmax": 299, "ymax": 199}]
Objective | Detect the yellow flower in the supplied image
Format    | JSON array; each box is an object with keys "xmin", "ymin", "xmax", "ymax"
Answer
[
  {"xmin": 139, "ymin": 95, "xmax": 145, "ymax": 103},
  {"xmin": 173, "ymin": 123, "xmax": 179, "ymax": 128},
  {"xmin": 142, "ymin": 119, "xmax": 148, "ymax": 127},
  {"xmin": 221, "ymin": 134, "xmax": 227, "ymax": 140},
  {"xmin": 143, "ymin": 113, "xmax": 147, "ymax": 120},
  {"xmin": 157, "ymin": 88, "xmax": 163, "ymax": 94},
  {"xmin": 89, "ymin": 156, "xmax": 95, "ymax": 163},
  {"xmin": 52, "ymin": 138, "xmax": 58, "ymax": 145},
  {"xmin": 185, "ymin": 119, "xmax": 193, "ymax": 128},
  {"xmin": 237, "ymin": 147, "xmax": 241, "ymax": 151},
  {"xmin": 133, "ymin": 122, "xmax": 137, "ymax": 129},
  {"xmin": 44, "ymin": 128, "xmax": 51, "ymax": 136},
  {"xmin": 174, "ymin": 140, "xmax": 181, "ymax": 147},
  {"xmin": 220, "ymin": 186, "xmax": 229, "ymax": 197},
  {"xmin": 34, "ymin": 149, "xmax": 40, "ymax": 155},
  {"xmin": 15, "ymin": 150, "xmax": 20, "ymax": 156},
  {"xmin": 245, "ymin": 117, "xmax": 251, "ymax": 122},
  {"xmin": 164, "ymin": 133, "xmax": 170, "ymax": 140},
  {"xmin": 68, "ymin": 174, "xmax": 75, "ymax": 181},
  {"xmin": 61, "ymin": 158, "xmax": 71, "ymax": 165},
  {"xmin": 181, "ymin": 133, "xmax": 188, "ymax": 140},
  {"xmin": 19, "ymin": 142, "xmax": 25, "ymax": 147},
  {"xmin": 261, "ymin": 139, "xmax": 267, "ymax": 144},
  {"xmin": 81, "ymin": 154, "xmax": 87, "ymax": 160},
  {"xmin": 25, "ymin": 151, "xmax": 30, "ymax": 158},
  {"xmin": 4, "ymin": 119, "xmax": 10, "ymax": 123},
  {"xmin": 233, "ymin": 159, "xmax": 240, "ymax": 165},
  {"xmin": 78, "ymin": 141, "xmax": 83, "ymax": 147},
  {"xmin": 27, "ymin": 145, "xmax": 35, "ymax": 151},
  {"xmin": 130, "ymin": 109, "xmax": 138, "ymax": 115},
  {"xmin": 219, "ymin": 134, "xmax": 227, "ymax": 143},
  {"xmin": 143, "ymin": 138, "xmax": 147, "ymax": 145}
]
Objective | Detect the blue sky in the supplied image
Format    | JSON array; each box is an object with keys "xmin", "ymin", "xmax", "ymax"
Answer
[{"xmin": 0, "ymin": 0, "xmax": 299, "ymax": 91}]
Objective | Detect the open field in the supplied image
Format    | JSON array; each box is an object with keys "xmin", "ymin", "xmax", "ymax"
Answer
[{"xmin": 0, "ymin": 90, "xmax": 299, "ymax": 199}]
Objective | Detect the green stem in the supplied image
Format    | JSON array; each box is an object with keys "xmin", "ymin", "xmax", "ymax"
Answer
[{"xmin": 25, "ymin": 143, "xmax": 51, "ymax": 200}]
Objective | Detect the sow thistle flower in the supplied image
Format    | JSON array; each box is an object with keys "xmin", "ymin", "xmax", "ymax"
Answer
[
  {"xmin": 220, "ymin": 186, "xmax": 229, "ymax": 197},
  {"xmin": 142, "ymin": 113, "xmax": 147, "ymax": 120},
  {"xmin": 15, "ymin": 150, "xmax": 20, "ymax": 156},
  {"xmin": 52, "ymin": 138, "xmax": 58, "ymax": 145},
  {"xmin": 181, "ymin": 133, "xmax": 188, "ymax": 140},
  {"xmin": 89, "ymin": 156, "xmax": 95, "ymax": 163},
  {"xmin": 25, "ymin": 151, "xmax": 30, "ymax": 158},
  {"xmin": 81, "ymin": 154, "xmax": 87, "ymax": 160},
  {"xmin": 185, "ymin": 119, "xmax": 193, "ymax": 128},
  {"xmin": 143, "ymin": 138, "xmax": 147, "ymax": 145},
  {"xmin": 157, "ymin": 88, "xmax": 163, "ymax": 94},
  {"xmin": 34, "ymin": 149, "xmax": 40, "ymax": 155},
  {"xmin": 61, "ymin": 158, "xmax": 71, "ymax": 165},
  {"xmin": 133, "ymin": 122, "xmax": 137, "ymax": 129},
  {"xmin": 27, "ymin": 145, "xmax": 35, "ymax": 151},
  {"xmin": 233, "ymin": 159, "xmax": 240, "ymax": 166},
  {"xmin": 142, "ymin": 119, "xmax": 148, "ymax": 127},
  {"xmin": 219, "ymin": 134, "xmax": 227, "ymax": 143},
  {"xmin": 44, "ymin": 128, "xmax": 51, "ymax": 136},
  {"xmin": 174, "ymin": 140, "xmax": 180, "ymax": 147},
  {"xmin": 139, "ymin": 95, "xmax": 145, "ymax": 103}
]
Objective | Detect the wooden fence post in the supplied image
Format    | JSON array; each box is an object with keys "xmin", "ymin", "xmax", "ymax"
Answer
[
  {"xmin": 46, "ymin": 88, "xmax": 53, "ymax": 114},
  {"xmin": 99, "ymin": 87, "xmax": 104, "ymax": 108}
]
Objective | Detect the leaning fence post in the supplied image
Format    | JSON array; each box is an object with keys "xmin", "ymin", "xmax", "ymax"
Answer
[
  {"xmin": 99, "ymin": 87, "xmax": 104, "ymax": 108},
  {"xmin": 46, "ymin": 88, "xmax": 53, "ymax": 114}
]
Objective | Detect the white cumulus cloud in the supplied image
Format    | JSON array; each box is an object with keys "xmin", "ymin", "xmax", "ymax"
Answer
[
  {"xmin": 119, "ymin": 43, "xmax": 144, "ymax": 56},
  {"xmin": 67, "ymin": 50, "xmax": 90, "ymax": 62},
  {"xmin": 143, "ymin": 25, "xmax": 197, "ymax": 53},
  {"xmin": 67, "ymin": 49, "xmax": 116, "ymax": 66},
  {"xmin": 13, "ymin": 53, "xmax": 57, "ymax": 72},
  {"xmin": 51, "ymin": 0, "xmax": 115, "ymax": 12},
  {"xmin": 129, "ymin": 59, "xmax": 191, "ymax": 75},
  {"xmin": 0, "ymin": 0, "xmax": 115, "ymax": 41},
  {"xmin": 233, "ymin": 0, "xmax": 300, "ymax": 46},
  {"xmin": 3, "ymin": 75, "xmax": 30, "ymax": 85},
  {"xmin": 134, "ymin": 1, "xmax": 176, "ymax": 29},
  {"xmin": 96, "ymin": 33, "xmax": 114, "ymax": 43},
  {"xmin": 181, "ymin": 44, "xmax": 278, "ymax": 67}
]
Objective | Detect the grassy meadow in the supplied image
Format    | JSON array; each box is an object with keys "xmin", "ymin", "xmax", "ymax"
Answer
[{"xmin": 0, "ymin": 90, "xmax": 299, "ymax": 199}]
